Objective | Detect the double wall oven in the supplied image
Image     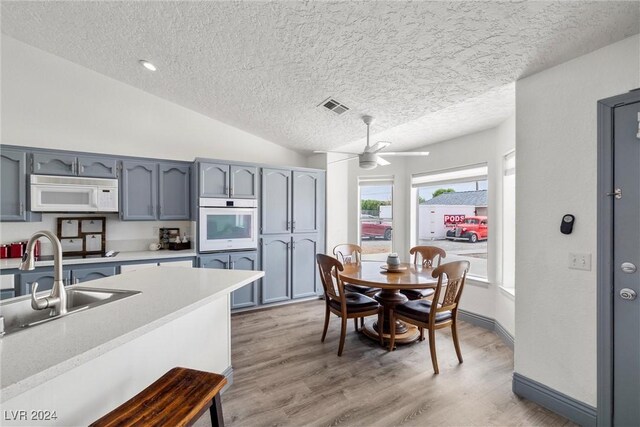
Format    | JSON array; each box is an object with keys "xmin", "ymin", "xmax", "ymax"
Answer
[{"xmin": 198, "ymin": 198, "xmax": 258, "ymax": 252}]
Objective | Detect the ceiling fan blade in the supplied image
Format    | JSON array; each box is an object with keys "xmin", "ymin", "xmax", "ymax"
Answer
[
  {"xmin": 327, "ymin": 156, "xmax": 359, "ymax": 165},
  {"xmin": 366, "ymin": 141, "xmax": 392, "ymax": 153},
  {"xmin": 376, "ymin": 156, "xmax": 391, "ymax": 166},
  {"xmin": 313, "ymin": 150, "xmax": 360, "ymax": 155},
  {"xmin": 378, "ymin": 151, "xmax": 430, "ymax": 157}
]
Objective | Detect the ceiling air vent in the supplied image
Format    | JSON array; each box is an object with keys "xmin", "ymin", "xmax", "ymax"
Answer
[{"xmin": 319, "ymin": 97, "xmax": 350, "ymax": 115}]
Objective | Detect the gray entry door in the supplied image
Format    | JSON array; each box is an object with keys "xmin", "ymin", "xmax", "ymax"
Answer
[{"xmin": 613, "ymin": 100, "xmax": 640, "ymax": 426}]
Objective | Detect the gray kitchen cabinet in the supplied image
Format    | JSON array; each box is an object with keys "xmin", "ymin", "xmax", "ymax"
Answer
[
  {"xmin": 1, "ymin": 289, "xmax": 15, "ymax": 300},
  {"xmin": 261, "ymin": 236, "xmax": 291, "ymax": 303},
  {"xmin": 77, "ymin": 155, "xmax": 118, "ymax": 178},
  {"xmin": 230, "ymin": 165, "xmax": 257, "ymax": 199},
  {"xmin": 199, "ymin": 251, "xmax": 259, "ymax": 309},
  {"xmin": 121, "ymin": 161, "xmax": 158, "ymax": 220},
  {"xmin": 32, "ymin": 152, "xmax": 77, "ymax": 176},
  {"xmin": 292, "ymin": 171, "xmax": 318, "ymax": 233},
  {"xmin": 18, "ymin": 270, "xmax": 71, "ymax": 296},
  {"xmin": 291, "ymin": 234, "xmax": 318, "ymax": 298},
  {"xmin": 229, "ymin": 252, "xmax": 259, "ymax": 309},
  {"xmin": 1, "ymin": 149, "xmax": 28, "ymax": 221},
  {"xmin": 199, "ymin": 162, "xmax": 257, "ymax": 199},
  {"xmin": 261, "ymin": 168, "xmax": 291, "ymax": 234},
  {"xmin": 71, "ymin": 266, "xmax": 116, "ymax": 284},
  {"xmin": 159, "ymin": 163, "xmax": 190, "ymax": 220}
]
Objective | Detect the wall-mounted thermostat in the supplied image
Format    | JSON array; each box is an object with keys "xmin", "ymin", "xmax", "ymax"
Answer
[{"xmin": 561, "ymin": 214, "xmax": 575, "ymax": 235}]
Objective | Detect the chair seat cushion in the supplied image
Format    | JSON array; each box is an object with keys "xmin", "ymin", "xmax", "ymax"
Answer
[
  {"xmin": 400, "ymin": 288, "xmax": 435, "ymax": 300},
  {"xmin": 329, "ymin": 292, "xmax": 379, "ymax": 313},
  {"xmin": 395, "ymin": 300, "xmax": 452, "ymax": 323},
  {"xmin": 344, "ymin": 283, "xmax": 379, "ymax": 295}
]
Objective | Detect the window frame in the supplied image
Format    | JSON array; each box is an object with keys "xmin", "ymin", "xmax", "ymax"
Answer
[{"xmin": 357, "ymin": 176, "xmax": 396, "ymax": 258}]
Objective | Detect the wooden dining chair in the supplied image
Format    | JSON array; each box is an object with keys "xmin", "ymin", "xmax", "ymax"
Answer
[
  {"xmin": 316, "ymin": 254, "xmax": 382, "ymax": 356},
  {"xmin": 333, "ymin": 244, "xmax": 380, "ymax": 298},
  {"xmin": 400, "ymin": 246, "xmax": 446, "ymax": 301},
  {"xmin": 389, "ymin": 260, "xmax": 470, "ymax": 374}
]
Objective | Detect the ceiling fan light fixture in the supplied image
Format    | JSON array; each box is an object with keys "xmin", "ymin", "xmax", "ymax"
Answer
[{"xmin": 359, "ymin": 152, "xmax": 378, "ymax": 170}]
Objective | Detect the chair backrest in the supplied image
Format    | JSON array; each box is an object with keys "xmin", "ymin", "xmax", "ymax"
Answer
[
  {"xmin": 316, "ymin": 253, "xmax": 346, "ymax": 303},
  {"xmin": 430, "ymin": 261, "xmax": 470, "ymax": 320},
  {"xmin": 410, "ymin": 246, "xmax": 446, "ymax": 268},
  {"xmin": 333, "ymin": 243, "xmax": 362, "ymax": 265}
]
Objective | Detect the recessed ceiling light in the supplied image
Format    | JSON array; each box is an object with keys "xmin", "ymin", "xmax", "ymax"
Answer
[{"xmin": 139, "ymin": 60, "xmax": 156, "ymax": 71}]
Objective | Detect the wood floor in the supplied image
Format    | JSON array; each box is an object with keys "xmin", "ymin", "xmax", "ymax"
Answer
[{"xmin": 217, "ymin": 300, "xmax": 574, "ymax": 426}]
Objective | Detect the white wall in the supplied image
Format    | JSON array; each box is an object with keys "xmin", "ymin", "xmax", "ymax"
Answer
[
  {"xmin": 1, "ymin": 36, "xmax": 306, "ymax": 166},
  {"xmin": 515, "ymin": 35, "xmax": 639, "ymax": 407}
]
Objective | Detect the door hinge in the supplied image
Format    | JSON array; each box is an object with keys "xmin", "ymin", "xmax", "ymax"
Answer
[
  {"xmin": 30, "ymin": 156, "xmax": 34, "ymax": 173},
  {"xmin": 606, "ymin": 188, "xmax": 622, "ymax": 199}
]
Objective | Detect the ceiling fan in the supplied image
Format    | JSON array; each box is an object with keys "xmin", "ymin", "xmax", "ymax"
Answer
[{"xmin": 314, "ymin": 116, "xmax": 430, "ymax": 170}]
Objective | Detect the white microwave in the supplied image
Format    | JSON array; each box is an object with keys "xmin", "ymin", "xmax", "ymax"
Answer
[
  {"xmin": 199, "ymin": 198, "xmax": 258, "ymax": 252},
  {"xmin": 30, "ymin": 175, "xmax": 119, "ymax": 212}
]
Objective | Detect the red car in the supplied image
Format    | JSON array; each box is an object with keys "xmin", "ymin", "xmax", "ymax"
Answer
[
  {"xmin": 361, "ymin": 219, "xmax": 393, "ymax": 240},
  {"xmin": 446, "ymin": 216, "xmax": 488, "ymax": 243}
]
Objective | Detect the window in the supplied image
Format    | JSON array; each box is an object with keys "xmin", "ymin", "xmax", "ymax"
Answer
[
  {"xmin": 502, "ymin": 151, "xmax": 516, "ymax": 289},
  {"xmin": 412, "ymin": 164, "xmax": 488, "ymax": 279},
  {"xmin": 358, "ymin": 177, "xmax": 394, "ymax": 260}
]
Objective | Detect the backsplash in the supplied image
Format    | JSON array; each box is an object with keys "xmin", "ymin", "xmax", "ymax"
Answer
[{"xmin": 0, "ymin": 214, "xmax": 194, "ymax": 256}]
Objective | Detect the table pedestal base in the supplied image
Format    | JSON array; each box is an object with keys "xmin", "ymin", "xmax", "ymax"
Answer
[{"xmin": 362, "ymin": 319, "xmax": 420, "ymax": 345}]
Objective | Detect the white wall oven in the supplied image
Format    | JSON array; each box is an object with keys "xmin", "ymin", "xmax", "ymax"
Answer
[{"xmin": 198, "ymin": 198, "xmax": 258, "ymax": 252}]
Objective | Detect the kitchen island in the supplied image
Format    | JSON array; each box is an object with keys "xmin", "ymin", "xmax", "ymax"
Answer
[{"xmin": 0, "ymin": 266, "xmax": 263, "ymax": 426}]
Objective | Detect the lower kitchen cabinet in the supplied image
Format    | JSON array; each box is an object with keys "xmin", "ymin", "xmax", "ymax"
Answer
[
  {"xmin": 291, "ymin": 234, "xmax": 318, "ymax": 298},
  {"xmin": 18, "ymin": 270, "xmax": 71, "ymax": 295},
  {"xmin": 260, "ymin": 236, "xmax": 291, "ymax": 304},
  {"xmin": 199, "ymin": 251, "xmax": 259, "ymax": 309},
  {"xmin": 71, "ymin": 266, "xmax": 116, "ymax": 285}
]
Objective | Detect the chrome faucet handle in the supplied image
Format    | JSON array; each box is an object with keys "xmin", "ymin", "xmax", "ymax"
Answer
[{"xmin": 30, "ymin": 282, "xmax": 49, "ymax": 310}]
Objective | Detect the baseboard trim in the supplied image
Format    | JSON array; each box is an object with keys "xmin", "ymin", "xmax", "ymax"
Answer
[
  {"xmin": 512, "ymin": 372, "xmax": 597, "ymax": 427},
  {"xmin": 458, "ymin": 309, "xmax": 514, "ymax": 350},
  {"xmin": 220, "ymin": 365, "xmax": 234, "ymax": 393}
]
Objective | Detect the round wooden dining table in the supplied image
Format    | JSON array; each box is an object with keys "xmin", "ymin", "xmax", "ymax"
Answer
[{"xmin": 339, "ymin": 261, "xmax": 437, "ymax": 345}]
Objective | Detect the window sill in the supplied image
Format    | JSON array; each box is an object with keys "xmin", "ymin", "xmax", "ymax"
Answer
[
  {"xmin": 499, "ymin": 285, "xmax": 516, "ymax": 300},
  {"xmin": 466, "ymin": 276, "xmax": 490, "ymax": 288}
]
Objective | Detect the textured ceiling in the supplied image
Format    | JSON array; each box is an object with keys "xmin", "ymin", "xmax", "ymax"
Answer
[{"xmin": 2, "ymin": 1, "xmax": 638, "ymax": 153}]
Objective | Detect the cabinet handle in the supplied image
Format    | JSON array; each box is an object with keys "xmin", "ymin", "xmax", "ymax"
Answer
[
  {"xmin": 19, "ymin": 203, "xmax": 24, "ymax": 215},
  {"xmin": 292, "ymin": 220, "xmax": 296, "ymax": 231},
  {"xmin": 230, "ymin": 261, "xmax": 235, "ymax": 270},
  {"xmin": 74, "ymin": 278, "xmax": 79, "ymax": 284},
  {"xmin": 230, "ymin": 187, "xmax": 234, "ymax": 196},
  {"xmin": 72, "ymin": 162, "xmax": 76, "ymax": 175},
  {"xmin": 286, "ymin": 221, "xmax": 291, "ymax": 230}
]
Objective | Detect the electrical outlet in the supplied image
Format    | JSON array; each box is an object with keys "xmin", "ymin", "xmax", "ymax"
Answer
[{"xmin": 569, "ymin": 253, "xmax": 592, "ymax": 271}]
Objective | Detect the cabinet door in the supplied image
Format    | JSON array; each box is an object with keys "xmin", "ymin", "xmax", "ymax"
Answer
[
  {"xmin": 18, "ymin": 270, "xmax": 71, "ymax": 296},
  {"xmin": 77, "ymin": 156, "xmax": 117, "ymax": 178},
  {"xmin": 261, "ymin": 168, "xmax": 290, "ymax": 234},
  {"xmin": 32, "ymin": 152, "xmax": 77, "ymax": 176},
  {"xmin": 158, "ymin": 260, "xmax": 194, "ymax": 267},
  {"xmin": 159, "ymin": 163, "xmax": 190, "ymax": 220},
  {"xmin": 199, "ymin": 162, "xmax": 230, "ymax": 198},
  {"xmin": 1, "ymin": 149, "xmax": 27, "ymax": 221},
  {"xmin": 230, "ymin": 165, "xmax": 257, "ymax": 199},
  {"xmin": 261, "ymin": 236, "xmax": 290, "ymax": 303},
  {"xmin": 120, "ymin": 263, "xmax": 158, "ymax": 274},
  {"xmin": 121, "ymin": 161, "xmax": 158, "ymax": 220},
  {"xmin": 71, "ymin": 266, "xmax": 116, "ymax": 284},
  {"xmin": 230, "ymin": 252, "xmax": 259, "ymax": 309},
  {"xmin": 292, "ymin": 171, "xmax": 318, "ymax": 233},
  {"xmin": 199, "ymin": 254, "xmax": 230, "ymax": 270},
  {"xmin": 291, "ymin": 235, "xmax": 318, "ymax": 298}
]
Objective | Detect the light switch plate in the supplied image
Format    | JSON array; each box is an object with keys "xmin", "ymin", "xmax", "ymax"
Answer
[{"xmin": 569, "ymin": 253, "xmax": 592, "ymax": 271}]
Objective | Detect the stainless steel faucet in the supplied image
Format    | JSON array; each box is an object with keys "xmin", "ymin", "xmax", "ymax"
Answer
[{"xmin": 19, "ymin": 230, "xmax": 67, "ymax": 316}]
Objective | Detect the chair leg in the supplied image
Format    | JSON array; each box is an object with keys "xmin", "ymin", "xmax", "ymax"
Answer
[
  {"xmin": 378, "ymin": 308, "xmax": 384, "ymax": 346},
  {"xmin": 360, "ymin": 317, "xmax": 365, "ymax": 328},
  {"xmin": 210, "ymin": 393, "xmax": 224, "ymax": 427},
  {"xmin": 427, "ymin": 328, "xmax": 439, "ymax": 374},
  {"xmin": 321, "ymin": 303, "xmax": 330, "ymax": 342},
  {"xmin": 338, "ymin": 316, "xmax": 347, "ymax": 356},
  {"xmin": 451, "ymin": 320, "xmax": 463, "ymax": 363},
  {"xmin": 354, "ymin": 318, "xmax": 359, "ymax": 332},
  {"xmin": 388, "ymin": 310, "xmax": 396, "ymax": 351},
  {"xmin": 419, "ymin": 327, "xmax": 425, "ymax": 341}
]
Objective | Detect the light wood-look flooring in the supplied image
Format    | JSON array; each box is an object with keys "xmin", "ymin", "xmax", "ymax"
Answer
[{"xmin": 216, "ymin": 300, "xmax": 574, "ymax": 426}]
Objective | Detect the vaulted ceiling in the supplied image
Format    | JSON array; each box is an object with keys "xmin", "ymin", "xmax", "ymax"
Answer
[{"xmin": 2, "ymin": 1, "xmax": 638, "ymax": 153}]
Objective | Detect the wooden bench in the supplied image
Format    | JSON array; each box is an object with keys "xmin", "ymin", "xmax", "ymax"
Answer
[{"xmin": 90, "ymin": 367, "xmax": 227, "ymax": 427}]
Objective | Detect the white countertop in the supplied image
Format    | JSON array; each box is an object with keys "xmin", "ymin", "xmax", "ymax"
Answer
[
  {"xmin": 0, "ymin": 249, "xmax": 197, "ymax": 270},
  {"xmin": 0, "ymin": 266, "xmax": 264, "ymax": 402}
]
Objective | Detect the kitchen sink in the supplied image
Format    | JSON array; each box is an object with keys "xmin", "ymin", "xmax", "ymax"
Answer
[{"xmin": 0, "ymin": 287, "xmax": 140, "ymax": 336}]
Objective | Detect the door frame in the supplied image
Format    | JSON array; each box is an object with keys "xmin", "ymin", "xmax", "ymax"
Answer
[{"xmin": 597, "ymin": 89, "xmax": 640, "ymax": 427}]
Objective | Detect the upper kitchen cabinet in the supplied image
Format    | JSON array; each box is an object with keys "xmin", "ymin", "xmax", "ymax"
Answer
[
  {"xmin": 292, "ymin": 171, "xmax": 318, "ymax": 233},
  {"xmin": 261, "ymin": 168, "xmax": 320, "ymax": 235},
  {"xmin": 261, "ymin": 168, "xmax": 291, "ymax": 234},
  {"xmin": 159, "ymin": 163, "xmax": 190, "ymax": 220},
  {"xmin": 199, "ymin": 162, "xmax": 257, "ymax": 199},
  {"xmin": 120, "ymin": 161, "xmax": 158, "ymax": 220},
  {"xmin": 32, "ymin": 152, "xmax": 76, "ymax": 176},
  {"xmin": 1, "ymin": 149, "xmax": 28, "ymax": 221},
  {"xmin": 32, "ymin": 151, "xmax": 117, "ymax": 178},
  {"xmin": 77, "ymin": 155, "xmax": 118, "ymax": 178}
]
